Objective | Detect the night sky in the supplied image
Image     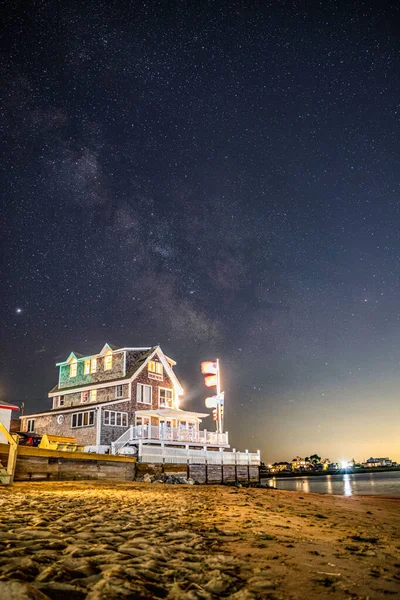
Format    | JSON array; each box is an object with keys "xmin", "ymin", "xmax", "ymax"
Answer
[{"xmin": 1, "ymin": 1, "xmax": 399, "ymax": 463}]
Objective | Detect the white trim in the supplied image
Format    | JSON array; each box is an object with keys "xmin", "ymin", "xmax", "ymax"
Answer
[
  {"xmin": 96, "ymin": 407, "xmax": 101, "ymax": 445},
  {"xmin": 20, "ymin": 397, "xmax": 130, "ymax": 419},
  {"xmin": 137, "ymin": 383, "xmax": 152, "ymax": 405},
  {"xmin": 50, "ymin": 346, "xmax": 184, "ymax": 403},
  {"xmin": 118, "ymin": 347, "xmax": 152, "ymax": 352},
  {"xmin": 56, "ymin": 348, "xmax": 126, "ymax": 366},
  {"xmin": 49, "ymin": 377, "xmax": 129, "ymax": 397},
  {"xmin": 158, "ymin": 386, "xmax": 174, "ymax": 409},
  {"xmin": 123, "ymin": 351, "xmax": 126, "ymax": 377}
]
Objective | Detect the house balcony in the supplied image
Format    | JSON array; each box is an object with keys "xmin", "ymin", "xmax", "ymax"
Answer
[{"xmin": 111, "ymin": 424, "xmax": 229, "ymax": 453}]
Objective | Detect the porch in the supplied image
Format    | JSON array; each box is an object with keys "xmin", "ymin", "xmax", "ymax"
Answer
[{"xmin": 112, "ymin": 424, "xmax": 229, "ymax": 450}]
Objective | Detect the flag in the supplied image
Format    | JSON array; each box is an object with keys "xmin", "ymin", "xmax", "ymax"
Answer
[
  {"xmin": 204, "ymin": 374, "xmax": 217, "ymax": 388},
  {"xmin": 201, "ymin": 361, "xmax": 218, "ymax": 375},
  {"xmin": 205, "ymin": 396, "xmax": 218, "ymax": 408}
]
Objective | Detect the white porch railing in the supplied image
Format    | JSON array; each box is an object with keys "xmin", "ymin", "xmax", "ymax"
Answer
[
  {"xmin": 111, "ymin": 425, "xmax": 229, "ymax": 452},
  {"xmin": 138, "ymin": 446, "xmax": 261, "ymax": 466}
]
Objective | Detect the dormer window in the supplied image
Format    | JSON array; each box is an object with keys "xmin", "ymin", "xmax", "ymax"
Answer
[
  {"xmin": 90, "ymin": 358, "xmax": 97, "ymax": 374},
  {"xmin": 148, "ymin": 360, "xmax": 163, "ymax": 381},
  {"xmin": 148, "ymin": 361, "xmax": 163, "ymax": 375},
  {"xmin": 70, "ymin": 360, "xmax": 77, "ymax": 377},
  {"xmin": 104, "ymin": 352, "xmax": 113, "ymax": 370},
  {"xmin": 84, "ymin": 360, "xmax": 90, "ymax": 375}
]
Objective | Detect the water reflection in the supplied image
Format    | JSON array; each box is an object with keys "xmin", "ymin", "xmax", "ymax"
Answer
[
  {"xmin": 263, "ymin": 470, "xmax": 400, "ymax": 496},
  {"xmin": 343, "ymin": 474, "xmax": 352, "ymax": 496}
]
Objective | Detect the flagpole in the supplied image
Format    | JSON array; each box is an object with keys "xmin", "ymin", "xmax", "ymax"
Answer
[{"xmin": 216, "ymin": 358, "xmax": 222, "ymax": 434}]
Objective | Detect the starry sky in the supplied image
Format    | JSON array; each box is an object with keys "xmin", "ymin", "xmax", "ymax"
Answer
[{"xmin": 1, "ymin": 1, "xmax": 399, "ymax": 463}]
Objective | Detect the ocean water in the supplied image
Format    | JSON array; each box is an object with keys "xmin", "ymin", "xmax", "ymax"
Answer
[{"xmin": 263, "ymin": 470, "xmax": 400, "ymax": 497}]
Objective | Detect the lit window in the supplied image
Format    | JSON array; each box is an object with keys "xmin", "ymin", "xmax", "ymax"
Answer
[
  {"xmin": 115, "ymin": 385, "xmax": 123, "ymax": 398},
  {"xmin": 70, "ymin": 361, "xmax": 77, "ymax": 377},
  {"xmin": 84, "ymin": 360, "xmax": 90, "ymax": 375},
  {"xmin": 148, "ymin": 361, "xmax": 163, "ymax": 375},
  {"xmin": 81, "ymin": 391, "xmax": 89, "ymax": 403},
  {"xmin": 105, "ymin": 353, "xmax": 113, "ymax": 370},
  {"xmin": 27, "ymin": 419, "xmax": 35, "ymax": 432},
  {"xmin": 156, "ymin": 362, "xmax": 163, "ymax": 375},
  {"xmin": 90, "ymin": 389, "xmax": 97, "ymax": 402},
  {"xmin": 90, "ymin": 358, "xmax": 97, "ymax": 373},
  {"xmin": 137, "ymin": 383, "xmax": 152, "ymax": 404},
  {"xmin": 159, "ymin": 388, "xmax": 173, "ymax": 408},
  {"xmin": 71, "ymin": 411, "xmax": 94, "ymax": 428}
]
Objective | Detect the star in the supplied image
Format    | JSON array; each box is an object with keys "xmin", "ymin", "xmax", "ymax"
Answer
[{"xmin": 16, "ymin": 308, "xmax": 23, "ymax": 314}]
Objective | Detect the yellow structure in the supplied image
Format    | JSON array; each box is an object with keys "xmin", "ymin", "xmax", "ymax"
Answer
[
  {"xmin": 0, "ymin": 421, "xmax": 19, "ymax": 485},
  {"xmin": 38, "ymin": 434, "xmax": 84, "ymax": 452}
]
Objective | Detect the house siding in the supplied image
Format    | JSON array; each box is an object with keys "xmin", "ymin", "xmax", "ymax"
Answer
[
  {"xmin": 20, "ymin": 412, "xmax": 97, "ymax": 446},
  {"xmin": 99, "ymin": 400, "xmax": 131, "ymax": 445},
  {"xmin": 132, "ymin": 363, "xmax": 175, "ymax": 413},
  {"xmin": 59, "ymin": 352, "xmax": 125, "ymax": 390},
  {"xmin": 53, "ymin": 384, "xmax": 129, "ymax": 409}
]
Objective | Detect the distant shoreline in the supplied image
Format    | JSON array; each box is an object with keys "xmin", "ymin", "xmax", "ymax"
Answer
[{"xmin": 263, "ymin": 467, "xmax": 400, "ymax": 479}]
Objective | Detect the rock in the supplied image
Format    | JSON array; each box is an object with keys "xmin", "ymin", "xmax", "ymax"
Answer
[{"xmin": 0, "ymin": 580, "xmax": 51, "ymax": 599}]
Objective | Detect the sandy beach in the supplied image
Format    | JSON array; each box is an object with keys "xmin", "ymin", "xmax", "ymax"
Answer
[{"xmin": 0, "ymin": 482, "xmax": 399, "ymax": 599}]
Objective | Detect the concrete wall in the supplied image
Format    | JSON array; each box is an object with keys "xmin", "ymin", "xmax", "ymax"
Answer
[
  {"xmin": 0, "ymin": 443, "xmax": 260, "ymax": 484},
  {"xmin": 0, "ymin": 444, "xmax": 136, "ymax": 481}
]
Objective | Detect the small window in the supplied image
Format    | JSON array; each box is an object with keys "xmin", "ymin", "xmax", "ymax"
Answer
[
  {"xmin": 159, "ymin": 388, "xmax": 173, "ymax": 408},
  {"xmin": 156, "ymin": 362, "xmax": 163, "ymax": 375},
  {"xmin": 81, "ymin": 391, "xmax": 89, "ymax": 403},
  {"xmin": 70, "ymin": 361, "xmax": 77, "ymax": 377},
  {"xmin": 71, "ymin": 411, "xmax": 95, "ymax": 428},
  {"xmin": 137, "ymin": 383, "xmax": 152, "ymax": 404},
  {"xmin": 58, "ymin": 396, "xmax": 65, "ymax": 407},
  {"xmin": 90, "ymin": 358, "xmax": 97, "ymax": 373},
  {"xmin": 103, "ymin": 410, "xmax": 128, "ymax": 427},
  {"xmin": 27, "ymin": 419, "xmax": 35, "ymax": 432},
  {"xmin": 148, "ymin": 360, "xmax": 156, "ymax": 372},
  {"xmin": 90, "ymin": 389, "xmax": 97, "ymax": 403},
  {"xmin": 84, "ymin": 360, "xmax": 90, "ymax": 375},
  {"xmin": 105, "ymin": 353, "xmax": 113, "ymax": 370},
  {"xmin": 115, "ymin": 384, "xmax": 123, "ymax": 398}
]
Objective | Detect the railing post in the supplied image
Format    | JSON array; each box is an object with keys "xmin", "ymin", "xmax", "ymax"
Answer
[{"xmin": 225, "ymin": 431, "xmax": 229, "ymax": 445}]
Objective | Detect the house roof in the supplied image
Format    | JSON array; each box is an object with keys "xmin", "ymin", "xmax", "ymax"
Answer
[
  {"xmin": 49, "ymin": 347, "xmax": 155, "ymax": 394},
  {"xmin": 0, "ymin": 403, "xmax": 19, "ymax": 411}
]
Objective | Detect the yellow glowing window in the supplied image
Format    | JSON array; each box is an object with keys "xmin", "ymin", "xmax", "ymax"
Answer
[
  {"xmin": 90, "ymin": 358, "xmax": 97, "ymax": 373},
  {"xmin": 156, "ymin": 362, "xmax": 163, "ymax": 375},
  {"xmin": 70, "ymin": 361, "xmax": 77, "ymax": 377},
  {"xmin": 90, "ymin": 389, "xmax": 97, "ymax": 402},
  {"xmin": 104, "ymin": 353, "xmax": 113, "ymax": 370},
  {"xmin": 148, "ymin": 361, "xmax": 163, "ymax": 375},
  {"xmin": 84, "ymin": 360, "xmax": 90, "ymax": 375}
]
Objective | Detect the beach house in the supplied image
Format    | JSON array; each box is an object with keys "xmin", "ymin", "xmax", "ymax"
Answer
[{"xmin": 19, "ymin": 344, "xmax": 229, "ymax": 453}]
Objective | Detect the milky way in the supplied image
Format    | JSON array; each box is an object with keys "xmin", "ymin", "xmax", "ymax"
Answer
[{"xmin": 1, "ymin": 1, "xmax": 399, "ymax": 461}]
